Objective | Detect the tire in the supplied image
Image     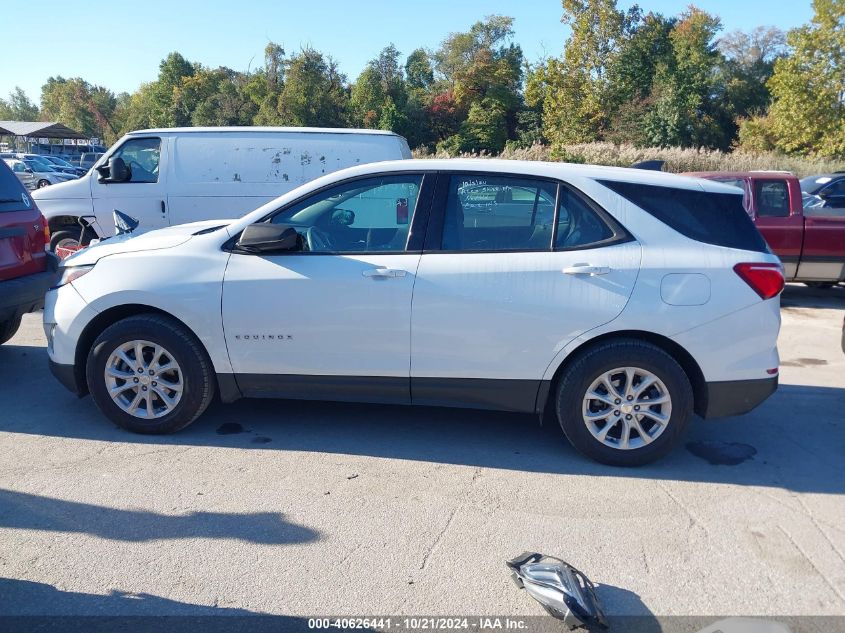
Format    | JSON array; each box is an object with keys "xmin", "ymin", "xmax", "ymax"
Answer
[
  {"xmin": 50, "ymin": 225, "xmax": 93, "ymax": 253},
  {"xmin": 555, "ymin": 339, "xmax": 693, "ymax": 467},
  {"xmin": 86, "ymin": 314, "xmax": 215, "ymax": 434},
  {"xmin": 37, "ymin": 179, "xmax": 50, "ymax": 189},
  {"xmin": 0, "ymin": 315, "xmax": 22, "ymax": 345},
  {"xmin": 804, "ymin": 281, "xmax": 835, "ymax": 289}
]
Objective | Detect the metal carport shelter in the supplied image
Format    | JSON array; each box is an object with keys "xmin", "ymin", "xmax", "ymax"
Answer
[{"xmin": 0, "ymin": 121, "xmax": 88, "ymax": 140}]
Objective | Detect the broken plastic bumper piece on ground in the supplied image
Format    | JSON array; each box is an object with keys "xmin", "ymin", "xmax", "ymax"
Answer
[{"xmin": 506, "ymin": 552, "xmax": 608, "ymax": 630}]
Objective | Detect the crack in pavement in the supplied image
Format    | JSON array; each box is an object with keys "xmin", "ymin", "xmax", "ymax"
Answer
[{"xmin": 419, "ymin": 506, "xmax": 459, "ymax": 571}]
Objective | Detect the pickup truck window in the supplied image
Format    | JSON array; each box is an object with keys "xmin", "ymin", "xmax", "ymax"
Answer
[
  {"xmin": 755, "ymin": 180, "xmax": 790, "ymax": 218},
  {"xmin": 599, "ymin": 180, "xmax": 770, "ymax": 254}
]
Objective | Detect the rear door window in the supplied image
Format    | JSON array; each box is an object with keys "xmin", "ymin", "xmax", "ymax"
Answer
[
  {"xmin": 0, "ymin": 161, "xmax": 31, "ymax": 212},
  {"xmin": 600, "ymin": 180, "xmax": 770, "ymax": 253},
  {"xmin": 755, "ymin": 180, "xmax": 790, "ymax": 217},
  {"xmin": 440, "ymin": 175, "xmax": 557, "ymax": 251}
]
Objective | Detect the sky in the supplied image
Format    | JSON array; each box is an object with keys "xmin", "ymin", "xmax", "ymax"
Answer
[{"xmin": 2, "ymin": 0, "xmax": 814, "ymax": 106}]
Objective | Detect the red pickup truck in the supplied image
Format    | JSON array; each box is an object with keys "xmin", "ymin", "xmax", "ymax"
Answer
[
  {"xmin": 0, "ymin": 160, "xmax": 57, "ymax": 344},
  {"xmin": 685, "ymin": 171, "xmax": 845, "ymax": 287}
]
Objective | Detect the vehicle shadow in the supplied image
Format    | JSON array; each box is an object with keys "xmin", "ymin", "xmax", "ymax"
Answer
[
  {"xmin": 0, "ymin": 488, "xmax": 320, "ymax": 544},
  {"xmin": 1, "ymin": 341, "xmax": 842, "ymax": 495},
  {"xmin": 0, "ymin": 577, "xmax": 313, "ymax": 630},
  {"xmin": 781, "ymin": 282, "xmax": 845, "ymax": 310}
]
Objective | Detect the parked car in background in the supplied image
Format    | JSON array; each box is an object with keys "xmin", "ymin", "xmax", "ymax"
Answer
[
  {"xmin": 39, "ymin": 155, "xmax": 86, "ymax": 177},
  {"xmin": 685, "ymin": 171, "xmax": 845, "ymax": 288},
  {"xmin": 78, "ymin": 152, "xmax": 104, "ymax": 170},
  {"xmin": 21, "ymin": 159, "xmax": 76, "ymax": 189},
  {"xmin": 801, "ymin": 172, "xmax": 845, "ymax": 210},
  {"xmin": 3, "ymin": 159, "xmax": 37, "ymax": 190},
  {"xmin": 0, "ymin": 159, "xmax": 56, "ymax": 345},
  {"xmin": 34, "ymin": 127, "xmax": 412, "ymax": 251},
  {"xmin": 17, "ymin": 154, "xmax": 80, "ymax": 179},
  {"xmin": 45, "ymin": 159, "xmax": 783, "ymax": 466}
]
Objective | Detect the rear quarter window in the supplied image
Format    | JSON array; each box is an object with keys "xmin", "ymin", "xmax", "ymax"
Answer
[
  {"xmin": 0, "ymin": 161, "xmax": 31, "ymax": 213},
  {"xmin": 599, "ymin": 180, "xmax": 770, "ymax": 253}
]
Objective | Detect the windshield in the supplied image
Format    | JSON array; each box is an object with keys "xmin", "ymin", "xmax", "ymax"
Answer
[{"xmin": 24, "ymin": 161, "xmax": 55, "ymax": 172}]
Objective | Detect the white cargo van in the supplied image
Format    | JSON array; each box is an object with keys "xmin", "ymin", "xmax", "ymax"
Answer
[{"xmin": 33, "ymin": 126, "xmax": 412, "ymax": 250}]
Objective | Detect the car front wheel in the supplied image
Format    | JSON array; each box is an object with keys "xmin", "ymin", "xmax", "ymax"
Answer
[
  {"xmin": 555, "ymin": 339, "xmax": 693, "ymax": 466},
  {"xmin": 86, "ymin": 314, "xmax": 215, "ymax": 434}
]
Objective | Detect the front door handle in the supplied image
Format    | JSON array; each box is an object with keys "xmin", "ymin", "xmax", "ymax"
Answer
[
  {"xmin": 563, "ymin": 264, "xmax": 611, "ymax": 276},
  {"xmin": 362, "ymin": 268, "xmax": 407, "ymax": 278}
]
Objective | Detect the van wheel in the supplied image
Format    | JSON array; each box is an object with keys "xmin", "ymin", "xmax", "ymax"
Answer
[
  {"xmin": 50, "ymin": 225, "xmax": 92, "ymax": 253},
  {"xmin": 86, "ymin": 314, "xmax": 215, "ymax": 434},
  {"xmin": 555, "ymin": 339, "xmax": 693, "ymax": 467},
  {"xmin": 0, "ymin": 316, "xmax": 22, "ymax": 345}
]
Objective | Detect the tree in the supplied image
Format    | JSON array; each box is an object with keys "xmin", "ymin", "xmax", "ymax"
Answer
[
  {"xmin": 0, "ymin": 87, "xmax": 39, "ymax": 121},
  {"xmin": 433, "ymin": 15, "xmax": 523, "ymax": 153},
  {"xmin": 40, "ymin": 77, "xmax": 118, "ymax": 140},
  {"xmin": 277, "ymin": 48, "xmax": 350, "ymax": 127},
  {"xmin": 405, "ymin": 49, "xmax": 434, "ymax": 91},
  {"xmin": 533, "ymin": 0, "xmax": 640, "ymax": 146},
  {"xmin": 350, "ymin": 44, "xmax": 408, "ymax": 131},
  {"xmin": 716, "ymin": 26, "xmax": 786, "ymax": 138},
  {"xmin": 764, "ymin": 0, "xmax": 845, "ymax": 157},
  {"xmin": 643, "ymin": 8, "xmax": 725, "ymax": 148}
]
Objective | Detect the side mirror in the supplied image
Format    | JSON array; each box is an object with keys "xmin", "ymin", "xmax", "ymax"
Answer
[
  {"xmin": 97, "ymin": 156, "xmax": 129, "ymax": 183},
  {"xmin": 25, "ymin": 168, "xmax": 33, "ymax": 173},
  {"xmin": 236, "ymin": 223, "xmax": 302, "ymax": 254}
]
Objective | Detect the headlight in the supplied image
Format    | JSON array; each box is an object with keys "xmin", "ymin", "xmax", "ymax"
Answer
[{"xmin": 53, "ymin": 264, "xmax": 94, "ymax": 288}]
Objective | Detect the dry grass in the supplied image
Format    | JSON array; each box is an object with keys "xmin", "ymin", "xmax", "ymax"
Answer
[{"xmin": 414, "ymin": 142, "xmax": 844, "ymax": 178}]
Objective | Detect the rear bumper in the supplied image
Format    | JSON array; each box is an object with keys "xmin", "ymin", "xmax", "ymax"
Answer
[
  {"xmin": 702, "ymin": 376, "xmax": 778, "ymax": 419},
  {"xmin": 0, "ymin": 254, "xmax": 59, "ymax": 321}
]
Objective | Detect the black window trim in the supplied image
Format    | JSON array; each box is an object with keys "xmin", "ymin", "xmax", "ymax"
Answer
[
  {"xmin": 224, "ymin": 170, "xmax": 436, "ymax": 256},
  {"xmin": 422, "ymin": 170, "xmax": 634, "ymax": 255}
]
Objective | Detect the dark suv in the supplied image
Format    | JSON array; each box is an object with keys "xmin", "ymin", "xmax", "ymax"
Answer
[{"xmin": 0, "ymin": 160, "xmax": 58, "ymax": 344}]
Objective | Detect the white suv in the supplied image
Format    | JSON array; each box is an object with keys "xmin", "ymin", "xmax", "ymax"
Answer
[{"xmin": 44, "ymin": 159, "xmax": 784, "ymax": 466}]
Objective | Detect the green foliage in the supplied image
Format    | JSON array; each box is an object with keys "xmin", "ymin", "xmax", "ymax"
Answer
[
  {"xmin": 6, "ymin": 5, "xmax": 841, "ymax": 162},
  {"xmin": 535, "ymin": 0, "xmax": 641, "ymax": 146},
  {"xmin": 39, "ymin": 77, "xmax": 118, "ymax": 141},
  {"xmin": 0, "ymin": 87, "xmax": 39, "ymax": 121},
  {"xmin": 765, "ymin": 0, "xmax": 845, "ymax": 158},
  {"xmin": 277, "ymin": 48, "xmax": 350, "ymax": 127}
]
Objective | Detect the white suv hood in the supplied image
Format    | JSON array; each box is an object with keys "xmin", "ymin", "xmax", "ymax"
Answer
[{"xmin": 63, "ymin": 220, "xmax": 233, "ymax": 266}]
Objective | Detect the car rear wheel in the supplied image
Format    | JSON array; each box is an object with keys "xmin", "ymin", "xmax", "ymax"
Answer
[
  {"xmin": 36, "ymin": 179, "xmax": 50, "ymax": 189},
  {"xmin": 86, "ymin": 314, "xmax": 215, "ymax": 434},
  {"xmin": 0, "ymin": 315, "xmax": 22, "ymax": 345},
  {"xmin": 555, "ymin": 339, "xmax": 693, "ymax": 466}
]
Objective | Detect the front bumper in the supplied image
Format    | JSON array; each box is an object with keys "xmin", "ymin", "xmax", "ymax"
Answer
[
  {"xmin": 702, "ymin": 376, "xmax": 778, "ymax": 418},
  {"xmin": 0, "ymin": 254, "xmax": 59, "ymax": 321},
  {"xmin": 49, "ymin": 358, "xmax": 83, "ymax": 396}
]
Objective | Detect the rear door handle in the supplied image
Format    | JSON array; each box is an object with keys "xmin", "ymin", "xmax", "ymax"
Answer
[
  {"xmin": 362, "ymin": 268, "xmax": 407, "ymax": 278},
  {"xmin": 563, "ymin": 264, "xmax": 611, "ymax": 276}
]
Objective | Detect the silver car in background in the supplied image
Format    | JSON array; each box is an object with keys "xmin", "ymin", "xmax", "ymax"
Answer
[{"xmin": 2, "ymin": 159, "xmax": 37, "ymax": 190}]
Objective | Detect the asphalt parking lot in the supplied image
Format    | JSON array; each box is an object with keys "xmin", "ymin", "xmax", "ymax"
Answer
[{"xmin": 0, "ymin": 284, "xmax": 843, "ymax": 628}]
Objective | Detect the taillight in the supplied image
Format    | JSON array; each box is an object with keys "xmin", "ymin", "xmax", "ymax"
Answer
[
  {"xmin": 41, "ymin": 214, "xmax": 50, "ymax": 251},
  {"xmin": 733, "ymin": 262, "xmax": 784, "ymax": 299}
]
